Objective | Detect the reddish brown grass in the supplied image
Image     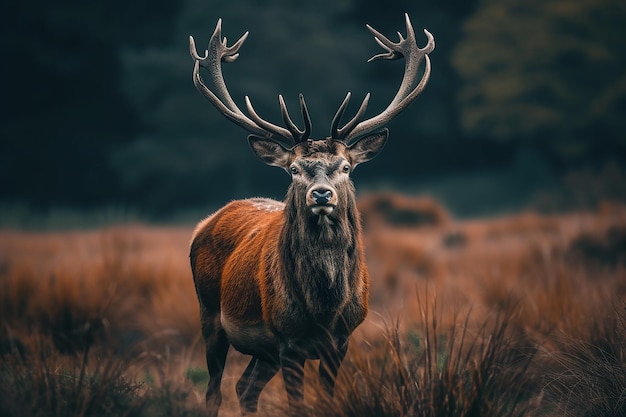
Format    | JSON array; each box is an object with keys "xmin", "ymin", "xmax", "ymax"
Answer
[{"xmin": 1, "ymin": 193, "xmax": 625, "ymax": 416}]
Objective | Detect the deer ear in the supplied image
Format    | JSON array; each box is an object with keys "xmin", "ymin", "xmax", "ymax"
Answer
[
  {"xmin": 248, "ymin": 135, "xmax": 292, "ymax": 168},
  {"xmin": 347, "ymin": 129, "xmax": 388, "ymax": 165}
]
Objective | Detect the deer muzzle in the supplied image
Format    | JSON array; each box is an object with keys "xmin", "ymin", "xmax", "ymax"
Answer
[{"xmin": 307, "ymin": 186, "xmax": 337, "ymax": 216}]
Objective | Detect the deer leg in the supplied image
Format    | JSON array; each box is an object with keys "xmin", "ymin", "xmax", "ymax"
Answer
[
  {"xmin": 236, "ymin": 356, "xmax": 257, "ymax": 400},
  {"xmin": 238, "ymin": 357, "xmax": 279, "ymax": 414},
  {"xmin": 202, "ymin": 314, "xmax": 229, "ymax": 417},
  {"xmin": 319, "ymin": 337, "xmax": 348, "ymax": 397},
  {"xmin": 279, "ymin": 345, "xmax": 306, "ymax": 412}
]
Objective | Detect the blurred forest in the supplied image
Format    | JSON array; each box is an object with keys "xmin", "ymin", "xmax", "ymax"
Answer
[{"xmin": 2, "ymin": 0, "xmax": 625, "ymax": 220}]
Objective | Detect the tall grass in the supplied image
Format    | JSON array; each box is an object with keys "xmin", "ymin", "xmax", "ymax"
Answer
[
  {"xmin": 314, "ymin": 298, "xmax": 539, "ymax": 417},
  {"xmin": 541, "ymin": 306, "xmax": 626, "ymax": 417},
  {"xmin": 1, "ymin": 194, "xmax": 625, "ymax": 416},
  {"xmin": 0, "ymin": 336, "xmax": 143, "ymax": 417},
  {"xmin": 0, "ymin": 227, "xmax": 198, "ymax": 356},
  {"xmin": 0, "ymin": 334, "xmax": 208, "ymax": 417}
]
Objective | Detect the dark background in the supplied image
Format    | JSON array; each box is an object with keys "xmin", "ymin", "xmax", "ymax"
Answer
[{"xmin": 2, "ymin": 0, "xmax": 625, "ymax": 221}]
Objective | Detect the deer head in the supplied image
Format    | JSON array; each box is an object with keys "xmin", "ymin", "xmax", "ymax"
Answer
[{"xmin": 189, "ymin": 14, "xmax": 434, "ymax": 218}]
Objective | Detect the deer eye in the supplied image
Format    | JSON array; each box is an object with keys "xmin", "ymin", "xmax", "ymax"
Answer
[
  {"xmin": 342, "ymin": 164, "xmax": 351, "ymax": 173},
  {"xmin": 290, "ymin": 166, "xmax": 299, "ymax": 175}
]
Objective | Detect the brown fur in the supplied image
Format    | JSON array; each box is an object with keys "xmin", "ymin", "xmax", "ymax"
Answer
[{"xmin": 190, "ymin": 136, "xmax": 385, "ymax": 415}]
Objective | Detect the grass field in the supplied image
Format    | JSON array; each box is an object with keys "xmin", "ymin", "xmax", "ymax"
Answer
[{"xmin": 1, "ymin": 194, "xmax": 625, "ymax": 416}]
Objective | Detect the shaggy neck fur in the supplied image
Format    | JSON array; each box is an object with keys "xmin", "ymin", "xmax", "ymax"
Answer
[{"xmin": 279, "ymin": 180, "xmax": 362, "ymax": 320}]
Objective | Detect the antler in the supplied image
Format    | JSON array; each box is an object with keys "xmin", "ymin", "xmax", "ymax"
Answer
[
  {"xmin": 331, "ymin": 13, "xmax": 435, "ymax": 145},
  {"xmin": 190, "ymin": 19, "xmax": 312, "ymax": 147}
]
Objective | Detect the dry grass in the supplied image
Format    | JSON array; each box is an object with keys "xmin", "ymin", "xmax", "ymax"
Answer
[
  {"xmin": 358, "ymin": 193, "xmax": 450, "ymax": 230},
  {"xmin": 1, "ymin": 193, "xmax": 625, "ymax": 416},
  {"xmin": 0, "ymin": 227, "xmax": 198, "ymax": 355}
]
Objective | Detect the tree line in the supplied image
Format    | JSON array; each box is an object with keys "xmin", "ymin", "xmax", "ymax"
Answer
[{"xmin": 1, "ymin": 0, "xmax": 624, "ymax": 215}]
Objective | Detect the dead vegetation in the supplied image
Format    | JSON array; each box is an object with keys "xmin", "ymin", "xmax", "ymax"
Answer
[{"xmin": 1, "ymin": 193, "xmax": 625, "ymax": 416}]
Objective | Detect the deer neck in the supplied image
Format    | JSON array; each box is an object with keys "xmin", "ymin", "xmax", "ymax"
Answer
[{"xmin": 279, "ymin": 186, "xmax": 362, "ymax": 316}]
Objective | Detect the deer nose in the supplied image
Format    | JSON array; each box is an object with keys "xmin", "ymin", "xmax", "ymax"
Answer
[{"xmin": 311, "ymin": 189, "xmax": 333, "ymax": 205}]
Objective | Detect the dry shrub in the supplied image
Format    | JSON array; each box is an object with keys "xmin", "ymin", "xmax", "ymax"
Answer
[
  {"xmin": 441, "ymin": 230, "xmax": 468, "ymax": 249},
  {"xmin": 541, "ymin": 306, "xmax": 626, "ymax": 417},
  {"xmin": 0, "ymin": 335, "xmax": 143, "ymax": 417},
  {"xmin": 313, "ymin": 298, "xmax": 539, "ymax": 417},
  {"xmin": 0, "ymin": 226, "xmax": 199, "ymax": 357},
  {"xmin": 479, "ymin": 212, "xmax": 561, "ymax": 241},
  {"xmin": 358, "ymin": 193, "xmax": 449, "ymax": 230},
  {"xmin": 0, "ymin": 334, "xmax": 206, "ymax": 417},
  {"xmin": 566, "ymin": 225, "xmax": 626, "ymax": 268}
]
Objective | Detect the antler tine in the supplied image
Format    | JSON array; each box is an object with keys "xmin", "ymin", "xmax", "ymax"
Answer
[
  {"xmin": 190, "ymin": 19, "xmax": 297, "ymax": 147},
  {"xmin": 330, "ymin": 92, "xmax": 371, "ymax": 140},
  {"xmin": 279, "ymin": 94, "xmax": 312, "ymax": 143},
  {"xmin": 340, "ymin": 13, "xmax": 435, "ymax": 145},
  {"xmin": 366, "ymin": 25, "xmax": 402, "ymax": 62},
  {"xmin": 297, "ymin": 94, "xmax": 312, "ymax": 142},
  {"xmin": 244, "ymin": 96, "xmax": 293, "ymax": 140},
  {"xmin": 330, "ymin": 93, "xmax": 351, "ymax": 139}
]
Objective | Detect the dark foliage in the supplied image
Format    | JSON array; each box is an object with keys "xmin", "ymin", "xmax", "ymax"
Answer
[{"xmin": 2, "ymin": 0, "xmax": 625, "ymax": 217}]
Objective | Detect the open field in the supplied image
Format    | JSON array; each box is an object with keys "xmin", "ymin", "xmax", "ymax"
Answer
[{"xmin": 1, "ymin": 194, "xmax": 625, "ymax": 416}]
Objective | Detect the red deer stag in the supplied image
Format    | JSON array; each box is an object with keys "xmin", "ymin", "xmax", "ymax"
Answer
[{"xmin": 189, "ymin": 14, "xmax": 434, "ymax": 416}]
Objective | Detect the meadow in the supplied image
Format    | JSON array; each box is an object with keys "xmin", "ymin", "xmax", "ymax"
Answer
[{"xmin": 1, "ymin": 193, "xmax": 625, "ymax": 417}]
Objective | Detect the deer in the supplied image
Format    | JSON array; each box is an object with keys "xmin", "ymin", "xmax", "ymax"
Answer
[{"xmin": 189, "ymin": 14, "xmax": 434, "ymax": 416}]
